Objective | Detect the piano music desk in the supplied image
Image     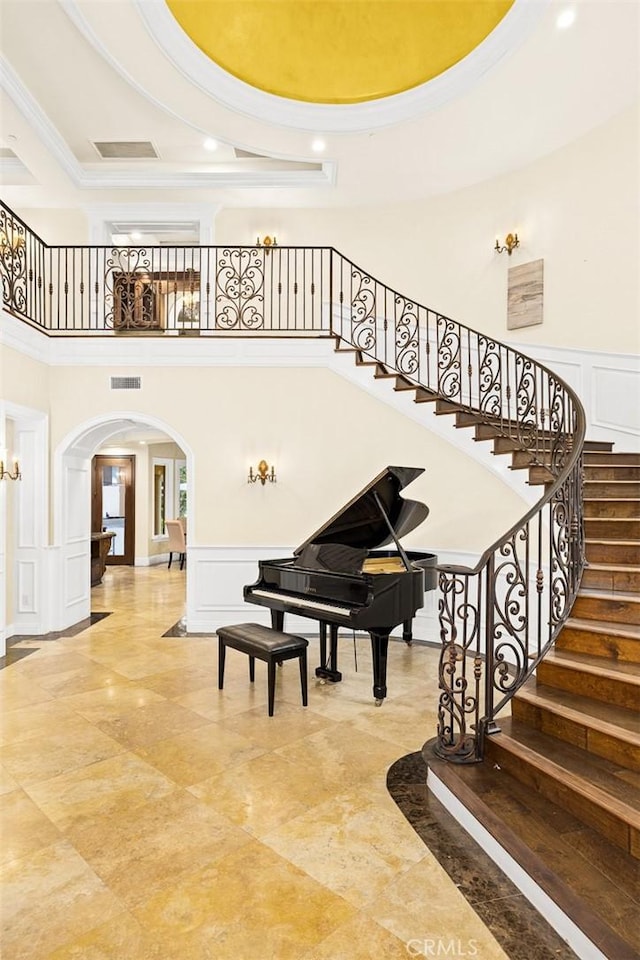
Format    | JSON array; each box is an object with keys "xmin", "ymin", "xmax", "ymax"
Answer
[{"xmin": 216, "ymin": 622, "xmax": 309, "ymax": 717}]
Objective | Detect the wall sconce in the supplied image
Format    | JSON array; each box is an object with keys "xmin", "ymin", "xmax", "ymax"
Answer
[
  {"xmin": 0, "ymin": 232, "xmax": 25, "ymax": 259},
  {"xmin": 0, "ymin": 455, "xmax": 21, "ymax": 481},
  {"xmin": 256, "ymin": 235, "xmax": 277, "ymax": 254},
  {"xmin": 495, "ymin": 233, "xmax": 520, "ymax": 256},
  {"xmin": 248, "ymin": 460, "xmax": 276, "ymax": 485}
]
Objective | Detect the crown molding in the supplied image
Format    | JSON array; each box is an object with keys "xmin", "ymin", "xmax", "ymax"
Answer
[{"xmin": 0, "ymin": 52, "xmax": 335, "ymax": 191}]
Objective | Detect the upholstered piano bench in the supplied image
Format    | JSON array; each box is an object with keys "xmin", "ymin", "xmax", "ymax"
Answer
[{"xmin": 216, "ymin": 622, "xmax": 309, "ymax": 717}]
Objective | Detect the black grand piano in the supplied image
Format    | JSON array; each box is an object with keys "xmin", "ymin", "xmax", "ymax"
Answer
[{"xmin": 244, "ymin": 466, "xmax": 437, "ymax": 704}]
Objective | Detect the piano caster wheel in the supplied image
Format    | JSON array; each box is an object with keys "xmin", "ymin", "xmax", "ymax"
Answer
[{"xmin": 375, "ymin": 698, "xmax": 383, "ymax": 707}]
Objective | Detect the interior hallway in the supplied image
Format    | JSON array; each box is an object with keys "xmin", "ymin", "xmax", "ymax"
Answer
[{"xmin": 1, "ymin": 566, "xmax": 574, "ymax": 959}]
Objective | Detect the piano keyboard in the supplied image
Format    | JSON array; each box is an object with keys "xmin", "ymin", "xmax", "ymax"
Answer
[{"xmin": 249, "ymin": 588, "xmax": 354, "ymax": 618}]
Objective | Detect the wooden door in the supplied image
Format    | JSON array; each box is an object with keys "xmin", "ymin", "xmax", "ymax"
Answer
[{"xmin": 91, "ymin": 455, "xmax": 135, "ymax": 565}]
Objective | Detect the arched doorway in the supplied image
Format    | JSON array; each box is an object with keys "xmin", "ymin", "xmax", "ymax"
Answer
[{"xmin": 53, "ymin": 413, "xmax": 193, "ymax": 632}]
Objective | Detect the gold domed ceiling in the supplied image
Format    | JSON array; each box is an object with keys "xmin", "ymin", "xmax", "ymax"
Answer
[{"xmin": 165, "ymin": 1, "xmax": 515, "ymax": 105}]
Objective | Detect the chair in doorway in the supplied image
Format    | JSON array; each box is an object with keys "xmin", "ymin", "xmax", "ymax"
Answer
[{"xmin": 166, "ymin": 519, "xmax": 186, "ymax": 570}]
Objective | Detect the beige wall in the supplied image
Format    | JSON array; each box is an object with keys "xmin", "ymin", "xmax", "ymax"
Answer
[
  {"xmin": 48, "ymin": 364, "xmax": 527, "ymax": 553},
  {"xmin": 216, "ymin": 107, "xmax": 639, "ymax": 355},
  {"xmin": 0, "ymin": 343, "xmax": 50, "ymax": 411}
]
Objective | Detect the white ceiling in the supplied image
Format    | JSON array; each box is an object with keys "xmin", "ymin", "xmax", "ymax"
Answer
[{"xmin": 0, "ymin": 0, "xmax": 638, "ymax": 213}]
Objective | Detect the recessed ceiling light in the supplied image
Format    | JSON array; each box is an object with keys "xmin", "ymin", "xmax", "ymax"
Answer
[
  {"xmin": 311, "ymin": 138, "xmax": 326, "ymax": 153},
  {"xmin": 556, "ymin": 8, "xmax": 576, "ymax": 30},
  {"xmin": 130, "ymin": 231, "xmax": 142, "ymax": 242},
  {"xmin": 203, "ymin": 138, "xmax": 218, "ymax": 151}
]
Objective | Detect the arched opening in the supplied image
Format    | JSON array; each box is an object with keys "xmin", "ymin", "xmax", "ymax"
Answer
[{"xmin": 53, "ymin": 413, "xmax": 194, "ymax": 633}]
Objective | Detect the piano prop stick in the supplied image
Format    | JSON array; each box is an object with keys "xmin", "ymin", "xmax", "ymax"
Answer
[{"xmin": 244, "ymin": 466, "xmax": 437, "ymax": 705}]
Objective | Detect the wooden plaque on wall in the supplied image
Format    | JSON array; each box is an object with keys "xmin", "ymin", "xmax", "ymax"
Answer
[{"xmin": 507, "ymin": 258, "xmax": 544, "ymax": 330}]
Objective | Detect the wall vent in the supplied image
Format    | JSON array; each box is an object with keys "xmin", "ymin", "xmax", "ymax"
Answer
[
  {"xmin": 92, "ymin": 141, "xmax": 159, "ymax": 160},
  {"xmin": 110, "ymin": 376, "xmax": 142, "ymax": 390}
]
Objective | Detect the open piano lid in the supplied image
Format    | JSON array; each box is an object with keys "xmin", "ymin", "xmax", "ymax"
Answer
[{"xmin": 294, "ymin": 466, "xmax": 429, "ymax": 556}]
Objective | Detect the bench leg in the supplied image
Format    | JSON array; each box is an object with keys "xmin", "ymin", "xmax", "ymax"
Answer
[
  {"xmin": 249, "ymin": 655, "xmax": 255, "ymax": 683},
  {"xmin": 268, "ymin": 659, "xmax": 276, "ymax": 716},
  {"xmin": 299, "ymin": 649, "xmax": 308, "ymax": 707},
  {"xmin": 218, "ymin": 638, "xmax": 226, "ymax": 690}
]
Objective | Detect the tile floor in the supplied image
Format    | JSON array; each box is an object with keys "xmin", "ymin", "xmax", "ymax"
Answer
[{"xmin": 1, "ymin": 565, "xmax": 564, "ymax": 959}]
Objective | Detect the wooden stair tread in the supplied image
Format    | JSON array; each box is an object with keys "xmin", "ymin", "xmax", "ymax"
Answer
[
  {"xmin": 586, "ymin": 536, "xmax": 640, "ymax": 544},
  {"xmin": 427, "ymin": 753, "xmax": 640, "ymax": 960},
  {"xmin": 517, "ymin": 679, "xmax": 640, "ymax": 741},
  {"xmin": 566, "ymin": 615, "xmax": 640, "ymax": 638},
  {"xmin": 585, "ymin": 561, "xmax": 640, "ymax": 576},
  {"xmin": 492, "ymin": 719, "xmax": 640, "ymax": 820},
  {"xmin": 544, "ymin": 648, "xmax": 640, "ymax": 679},
  {"xmin": 585, "ymin": 481, "xmax": 640, "ymax": 489},
  {"xmin": 576, "ymin": 588, "xmax": 640, "ymax": 603}
]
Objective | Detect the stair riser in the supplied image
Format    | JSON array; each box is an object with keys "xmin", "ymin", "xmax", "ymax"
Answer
[
  {"xmin": 528, "ymin": 466, "xmax": 554, "ymax": 485},
  {"xmin": 584, "ymin": 467, "xmax": 640, "ymax": 481},
  {"xmin": 485, "ymin": 738, "xmax": 636, "ymax": 855},
  {"xmin": 512, "ymin": 700, "xmax": 640, "ymax": 772},
  {"xmin": 584, "ymin": 519, "xmax": 640, "ymax": 539},
  {"xmin": 537, "ymin": 662, "xmax": 638, "ymax": 711},
  {"xmin": 585, "ymin": 541, "xmax": 639, "ymax": 565},
  {"xmin": 585, "ymin": 482, "xmax": 640, "ymax": 498},
  {"xmin": 557, "ymin": 626, "xmax": 640, "ymax": 662},
  {"xmin": 572, "ymin": 595, "xmax": 640, "ymax": 625},
  {"xmin": 581, "ymin": 567, "xmax": 640, "ymax": 592},
  {"xmin": 584, "ymin": 500, "xmax": 640, "ymax": 519}
]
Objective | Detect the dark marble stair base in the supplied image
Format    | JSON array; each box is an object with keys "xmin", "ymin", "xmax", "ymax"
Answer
[{"xmin": 387, "ymin": 751, "xmax": 581, "ymax": 960}]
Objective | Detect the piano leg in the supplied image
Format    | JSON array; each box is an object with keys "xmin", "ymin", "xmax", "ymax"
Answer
[
  {"xmin": 402, "ymin": 618, "xmax": 413, "ymax": 645},
  {"xmin": 370, "ymin": 630, "xmax": 390, "ymax": 705},
  {"xmin": 315, "ymin": 622, "xmax": 342, "ymax": 683},
  {"xmin": 271, "ymin": 610, "xmax": 284, "ymax": 632}
]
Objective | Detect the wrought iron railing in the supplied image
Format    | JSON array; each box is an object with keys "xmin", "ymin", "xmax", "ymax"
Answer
[{"xmin": 1, "ymin": 200, "xmax": 586, "ymax": 761}]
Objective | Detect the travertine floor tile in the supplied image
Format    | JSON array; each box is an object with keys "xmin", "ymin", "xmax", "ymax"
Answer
[
  {"xmin": 67, "ymin": 789, "xmax": 251, "ymax": 909},
  {"xmin": 58, "ymin": 681, "xmax": 165, "ymax": 723},
  {"xmin": 215, "ymin": 699, "xmax": 337, "ymax": 749},
  {"xmin": 94, "ymin": 698, "xmax": 210, "ymax": 749},
  {"xmin": 0, "ymin": 789, "xmax": 61, "ymax": 866},
  {"xmin": 46, "ymin": 911, "xmax": 166, "ymax": 960},
  {"xmin": 189, "ymin": 749, "xmax": 344, "ymax": 837},
  {"xmin": 0, "ymin": 699, "xmax": 78, "ymax": 746},
  {"xmin": 24, "ymin": 751, "xmax": 178, "ymax": 831},
  {"xmin": 132, "ymin": 839, "xmax": 357, "ymax": 960},
  {"xmin": 362, "ymin": 855, "xmax": 510, "ymax": 960},
  {"xmin": 275, "ymin": 721, "xmax": 404, "ymax": 786},
  {"xmin": 300, "ymin": 910, "xmax": 414, "ymax": 959},
  {"xmin": 134, "ymin": 720, "xmax": 266, "ymax": 786},
  {"xmin": 262, "ymin": 775, "xmax": 427, "ymax": 908},
  {"xmin": 0, "ymin": 840, "xmax": 126, "ymax": 960},
  {"xmin": 0, "ymin": 718, "xmax": 124, "ymax": 786}
]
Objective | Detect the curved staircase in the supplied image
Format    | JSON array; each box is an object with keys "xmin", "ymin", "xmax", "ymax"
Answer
[
  {"xmin": 428, "ymin": 448, "xmax": 640, "ymax": 960},
  {"xmin": 335, "ymin": 338, "xmax": 639, "ymax": 958}
]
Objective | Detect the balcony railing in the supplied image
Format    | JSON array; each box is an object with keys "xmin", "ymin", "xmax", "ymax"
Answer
[{"xmin": 1, "ymin": 199, "xmax": 586, "ymax": 761}]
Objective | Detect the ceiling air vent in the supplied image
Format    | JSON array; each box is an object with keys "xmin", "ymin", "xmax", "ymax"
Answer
[
  {"xmin": 92, "ymin": 141, "xmax": 159, "ymax": 160},
  {"xmin": 110, "ymin": 376, "xmax": 142, "ymax": 390}
]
